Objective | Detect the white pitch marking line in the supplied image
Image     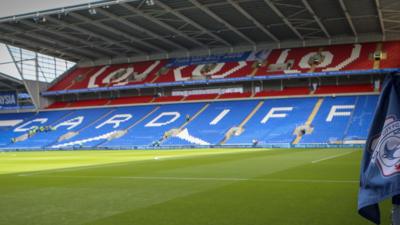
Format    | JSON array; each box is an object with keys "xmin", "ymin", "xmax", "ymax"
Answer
[
  {"xmin": 311, "ymin": 151, "xmax": 354, "ymax": 164},
  {"xmin": 21, "ymin": 174, "xmax": 358, "ymax": 184}
]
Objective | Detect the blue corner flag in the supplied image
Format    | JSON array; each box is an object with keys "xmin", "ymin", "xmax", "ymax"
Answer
[{"xmin": 358, "ymin": 74, "xmax": 400, "ymax": 224}]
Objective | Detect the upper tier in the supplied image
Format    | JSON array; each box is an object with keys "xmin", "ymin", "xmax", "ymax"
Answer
[{"xmin": 48, "ymin": 41, "xmax": 400, "ymax": 92}]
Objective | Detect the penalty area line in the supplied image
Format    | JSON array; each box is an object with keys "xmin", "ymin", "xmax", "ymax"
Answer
[{"xmin": 311, "ymin": 151, "xmax": 354, "ymax": 164}]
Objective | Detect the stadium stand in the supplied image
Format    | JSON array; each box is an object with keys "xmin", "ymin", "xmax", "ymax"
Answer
[
  {"xmin": 0, "ymin": 38, "xmax": 394, "ymax": 150},
  {"xmin": 109, "ymin": 96, "xmax": 154, "ymax": 105},
  {"xmin": 0, "ymin": 94, "xmax": 379, "ymax": 150},
  {"xmin": 226, "ymin": 98, "xmax": 317, "ymax": 146},
  {"xmin": 314, "ymin": 84, "xmax": 374, "ymax": 95},
  {"xmin": 51, "ymin": 105, "xmax": 156, "ymax": 149},
  {"xmin": 163, "ymin": 100, "xmax": 259, "ymax": 146},
  {"xmin": 185, "ymin": 93, "xmax": 219, "ymax": 101},
  {"xmin": 299, "ymin": 96, "xmax": 358, "ymax": 144},
  {"xmin": 46, "ymin": 41, "xmax": 400, "ymax": 93},
  {"xmin": 102, "ymin": 103, "xmax": 205, "ymax": 148},
  {"xmin": 254, "ymin": 87, "xmax": 311, "ymax": 97},
  {"xmin": 343, "ymin": 95, "xmax": 379, "ymax": 142},
  {"xmin": 9, "ymin": 108, "xmax": 113, "ymax": 149}
]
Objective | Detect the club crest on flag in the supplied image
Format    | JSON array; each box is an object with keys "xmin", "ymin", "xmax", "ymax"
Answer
[
  {"xmin": 358, "ymin": 75, "xmax": 400, "ymax": 225},
  {"xmin": 371, "ymin": 116, "xmax": 400, "ymax": 177}
]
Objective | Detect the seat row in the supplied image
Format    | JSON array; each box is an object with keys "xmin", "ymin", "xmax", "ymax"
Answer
[
  {"xmin": 48, "ymin": 42, "xmax": 399, "ymax": 92},
  {"xmin": 47, "ymin": 84, "xmax": 375, "ymax": 109},
  {"xmin": 0, "ymin": 95, "xmax": 378, "ymax": 150}
]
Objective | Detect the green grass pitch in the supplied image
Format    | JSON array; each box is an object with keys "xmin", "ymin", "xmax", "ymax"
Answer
[{"xmin": 0, "ymin": 148, "xmax": 391, "ymax": 225}]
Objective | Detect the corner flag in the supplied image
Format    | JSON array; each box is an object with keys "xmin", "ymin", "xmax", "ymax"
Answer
[{"xmin": 358, "ymin": 74, "xmax": 400, "ymax": 224}]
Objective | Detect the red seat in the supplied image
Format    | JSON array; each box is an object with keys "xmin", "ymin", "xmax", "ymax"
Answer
[
  {"xmin": 185, "ymin": 94, "xmax": 219, "ymax": 101},
  {"xmin": 109, "ymin": 96, "xmax": 154, "ymax": 105},
  {"xmin": 314, "ymin": 84, "xmax": 374, "ymax": 94},
  {"xmin": 218, "ymin": 92, "xmax": 252, "ymax": 99},
  {"xmin": 153, "ymin": 96, "xmax": 184, "ymax": 103},
  {"xmin": 69, "ymin": 99, "xmax": 110, "ymax": 108},
  {"xmin": 47, "ymin": 102, "xmax": 70, "ymax": 109},
  {"xmin": 255, "ymin": 87, "xmax": 310, "ymax": 97}
]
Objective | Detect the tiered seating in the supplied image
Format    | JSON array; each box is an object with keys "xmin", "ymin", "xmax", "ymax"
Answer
[
  {"xmin": 153, "ymin": 61, "xmax": 254, "ymax": 83},
  {"xmin": 344, "ymin": 95, "xmax": 379, "ymax": 141},
  {"xmin": 218, "ymin": 92, "xmax": 252, "ymax": 99},
  {"xmin": 109, "ymin": 96, "xmax": 153, "ymax": 105},
  {"xmin": 379, "ymin": 41, "xmax": 400, "ymax": 69},
  {"xmin": 0, "ymin": 95, "xmax": 379, "ymax": 149},
  {"xmin": 254, "ymin": 42, "xmax": 399, "ymax": 76},
  {"xmin": 227, "ymin": 98, "xmax": 318, "ymax": 145},
  {"xmin": 103, "ymin": 103, "xmax": 206, "ymax": 148},
  {"xmin": 0, "ymin": 112, "xmax": 35, "ymax": 134},
  {"xmin": 47, "ymin": 83, "xmax": 376, "ymax": 110},
  {"xmin": 153, "ymin": 96, "xmax": 184, "ymax": 103},
  {"xmin": 1, "ymin": 110, "xmax": 71, "ymax": 148},
  {"xmin": 10, "ymin": 108, "xmax": 113, "ymax": 149},
  {"xmin": 48, "ymin": 67, "xmax": 96, "ymax": 91},
  {"xmin": 255, "ymin": 87, "xmax": 310, "ymax": 97},
  {"xmin": 48, "ymin": 60, "xmax": 165, "ymax": 91},
  {"xmin": 47, "ymin": 102, "xmax": 70, "ymax": 109},
  {"xmin": 164, "ymin": 100, "xmax": 259, "ymax": 145},
  {"xmin": 314, "ymin": 84, "xmax": 374, "ymax": 95},
  {"xmin": 51, "ymin": 106, "xmax": 156, "ymax": 149},
  {"xmin": 69, "ymin": 99, "xmax": 110, "ymax": 108},
  {"xmin": 87, "ymin": 60, "xmax": 165, "ymax": 88},
  {"xmin": 185, "ymin": 93, "xmax": 219, "ymax": 101},
  {"xmin": 300, "ymin": 96, "xmax": 357, "ymax": 144},
  {"xmin": 47, "ymin": 42, "xmax": 399, "ymax": 93},
  {"xmin": 340, "ymin": 43, "xmax": 377, "ymax": 70}
]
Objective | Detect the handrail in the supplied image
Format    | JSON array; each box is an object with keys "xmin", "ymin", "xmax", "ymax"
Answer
[{"xmin": 41, "ymin": 68, "xmax": 398, "ymax": 96}]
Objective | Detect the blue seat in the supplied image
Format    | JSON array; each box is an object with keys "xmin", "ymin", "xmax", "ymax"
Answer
[
  {"xmin": 0, "ymin": 112, "xmax": 36, "ymax": 147},
  {"xmin": 0, "ymin": 94, "xmax": 380, "ymax": 149},
  {"xmin": 103, "ymin": 102, "xmax": 205, "ymax": 148},
  {"xmin": 227, "ymin": 98, "xmax": 317, "ymax": 145},
  {"xmin": 344, "ymin": 95, "xmax": 379, "ymax": 141},
  {"xmin": 300, "ymin": 96, "xmax": 357, "ymax": 144},
  {"xmin": 163, "ymin": 100, "xmax": 259, "ymax": 146},
  {"xmin": 10, "ymin": 108, "xmax": 112, "ymax": 149},
  {"xmin": 50, "ymin": 105, "xmax": 156, "ymax": 149}
]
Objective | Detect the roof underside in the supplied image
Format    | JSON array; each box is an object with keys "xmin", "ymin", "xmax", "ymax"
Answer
[
  {"xmin": 0, "ymin": 0, "xmax": 399, "ymax": 66},
  {"xmin": 0, "ymin": 73, "xmax": 24, "ymax": 91}
]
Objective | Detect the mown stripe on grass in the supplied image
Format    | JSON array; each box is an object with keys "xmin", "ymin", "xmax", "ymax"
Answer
[{"xmin": 22, "ymin": 174, "xmax": 358, "ymax": 184}]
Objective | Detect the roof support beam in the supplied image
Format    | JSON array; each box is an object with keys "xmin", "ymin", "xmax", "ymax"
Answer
[
  {"xmin": 263, "ymin": 0, "xmax": 304, "ymax": 40},
  {"xmin": 338, "ymin": 0, "xmax": 357, "ymax": 37},
  {"xmin": 121, "ymin": 3, "xmax": 209, "ymax": 49},
  {"xmin": 301, "ymin": 0, "xmax": 331, "ymax": 39},
  {"xmin": 69, "ymin": 12, "xmax": 164, "ymax": 54},
  {"xmin": 48, "ymin": 14, "xmax": 144, "ymax": 56},
  {"xmin": 0, "ymin": 80, "xmax": 18, "ymax": 89},
  {"xmin": 226, "ymin": 0, "xmax": 279, "ymax": 43},
  {"xmin": 374, "ymin": 0, "xmax": 386, "ymax": 39},
  {"xmin": 96, "ymin": 8, "xmax": 187, "ymax": 51},
  {"xmin": 154, "ymin": 0, "xmax": 231, "ymax": 47},
  {"xmin": 0, "ymin": 24, "xmax": 99, "ymax": 59},
  {"xmin": 188, "ymin": 0, "xmax": 255, "ymax": 45},
  {"xmin": 20, "ymin": 19, "xmax": 121, "ymax": 57},
  {"xmin": 0, "ymin": 34, "xmax": 83, "ymax": 60}
]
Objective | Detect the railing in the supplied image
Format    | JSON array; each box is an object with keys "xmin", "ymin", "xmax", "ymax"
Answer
[{"xmin": 41, "ymin": 68, "xmax": 398, "ymax": 96}]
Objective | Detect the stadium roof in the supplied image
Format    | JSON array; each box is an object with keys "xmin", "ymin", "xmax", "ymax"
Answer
[
  {"xmin": 0, "ymin": 0, "xmax": 399, "ymax": 66},
  {"xmin": 0, "ymin": 72, "xmax": 24, "ymax": 90}
]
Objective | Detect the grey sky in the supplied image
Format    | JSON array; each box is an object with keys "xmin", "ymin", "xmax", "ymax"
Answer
[{"xmin": 0, "ymin": 0, "xmax": 96, "ymax": 78}]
